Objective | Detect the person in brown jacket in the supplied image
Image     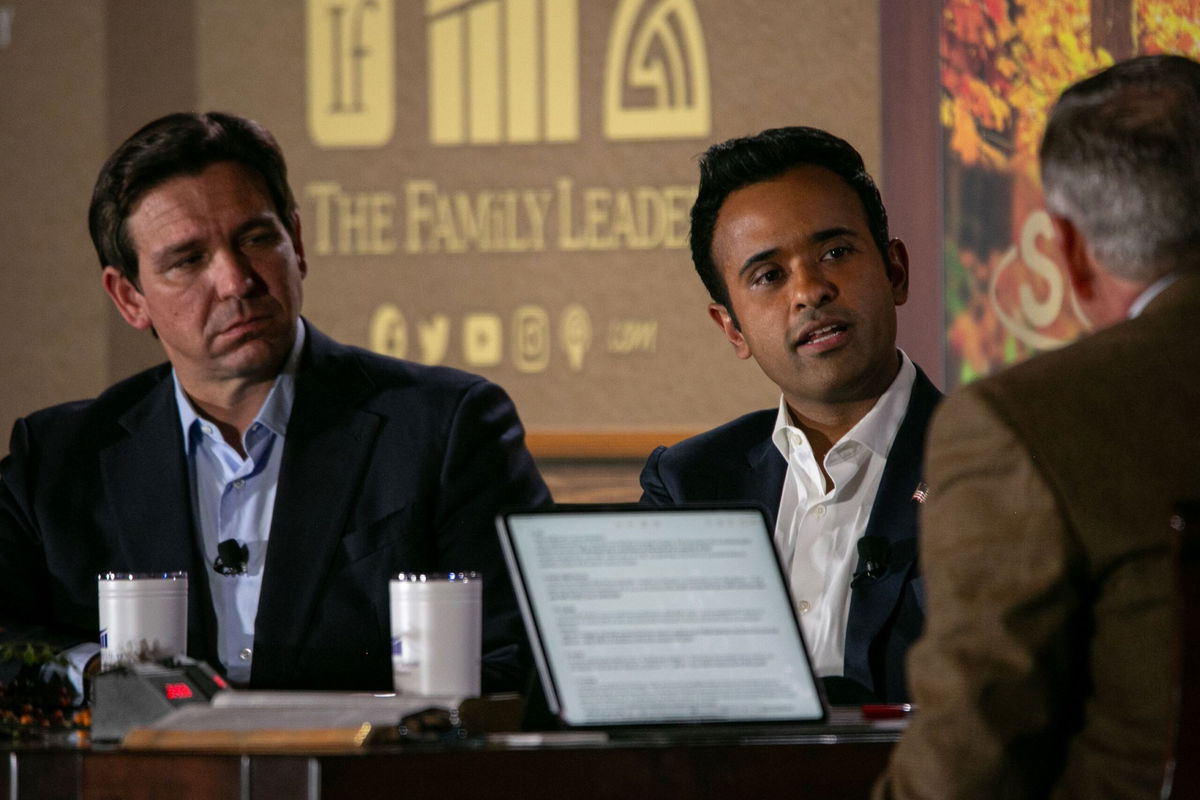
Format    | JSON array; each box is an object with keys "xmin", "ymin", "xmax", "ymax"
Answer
[{"xmin": 877, "ymin": 54, "xmax": 1200, "ymax": 799}]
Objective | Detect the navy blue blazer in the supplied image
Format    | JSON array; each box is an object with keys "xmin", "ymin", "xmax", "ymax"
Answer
[
  {"xmin": 0, "ymin": 323, "xmax": 550, "ymax": 692},
  {"xmin": 639, "ymin": 367, "xmax": 942, "ymax": 702}
]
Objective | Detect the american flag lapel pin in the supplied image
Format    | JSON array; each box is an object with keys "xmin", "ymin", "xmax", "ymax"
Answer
[{"xmin": 911, "ymin": 481, "xmax": 929, "ymax": 504}]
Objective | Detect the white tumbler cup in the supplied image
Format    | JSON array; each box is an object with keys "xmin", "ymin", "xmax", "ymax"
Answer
[
  {"xmin": 97, "ymin": 571, "xmax": 188, "ymax": 669},
  {"xmin": 389, "ymin": 572, "xmax": 482, "ymax": 698}
]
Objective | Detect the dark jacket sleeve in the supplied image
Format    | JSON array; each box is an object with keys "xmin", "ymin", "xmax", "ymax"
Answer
[
  {"xmin": 436, "ymin": 378, "xmax": 551, "ymax": 692},
  {"xmin": 637, "ymin": 445, "xmax": 675, "ymax": 505},
  {"xmin": 0, "ymin": 417, "xmax": 93, "ymax": 652}
]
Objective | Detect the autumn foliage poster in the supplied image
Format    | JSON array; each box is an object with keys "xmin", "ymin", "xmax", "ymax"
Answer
[{"xmin": 940, "ymin": 0, "xmax": 1200, "ymax": 385}]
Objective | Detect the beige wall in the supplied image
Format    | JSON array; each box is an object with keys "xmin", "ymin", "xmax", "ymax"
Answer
[
  {"xmin": 0, "ymin": 0, "xmax": 889, "ymax": 459},
  {"xmin": 0, "ymin": 1, "xmax": 109, "ymax": 434}
]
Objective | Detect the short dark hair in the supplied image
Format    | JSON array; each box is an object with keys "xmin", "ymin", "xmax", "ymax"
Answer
[
  {"xmin": 1040, "ymin": 55, "xmax": 1200, "ymax": 281},
  {"xmin": 89, "ymin": 111, "xmax": 297, "ymax": 285},
  {"xmin": 689, "ymin": 126, "xmax": 890, "ymax": 310}
]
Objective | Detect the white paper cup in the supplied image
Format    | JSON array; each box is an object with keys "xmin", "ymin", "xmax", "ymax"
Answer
[
  {"xmin": 97, "ymin": 571, "xmax": 188, "ymax": 670},
  {"xmin": 389, "ymin": 572, "xmax": 482, "ymax": 698}
]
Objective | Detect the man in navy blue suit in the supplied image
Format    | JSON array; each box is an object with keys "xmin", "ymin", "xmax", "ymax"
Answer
[
  {"xmin": 640, "ymin": 128, "xmax": 940, "ymax": 703},
  {"xmin": 0, "ymin": 112, "xmax": 549, "ymax": 692}
]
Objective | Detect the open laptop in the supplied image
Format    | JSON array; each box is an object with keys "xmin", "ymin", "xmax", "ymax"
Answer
[{"xmin": 496, "ymin": 504, "xmax": 828, "ymax": 737}]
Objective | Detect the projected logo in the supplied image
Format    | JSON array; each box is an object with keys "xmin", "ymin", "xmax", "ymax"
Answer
[
  {"xmin": 426, "ymin": 0, "xmax": 580, "ymax": 144},
  {"xmin": 603, "ymin": 0, "xmax": 711, "ymax": 140},
  {"xmin": 307, "ymin": 0, "xmax": 396, "ymax": 147},
  {"xmin": 308, "ymin": 0, "xmax": 710, "ymax": 146},
  {"xmin": 426, "ymin": 0, "xmax": 709, "ymax": 145}
]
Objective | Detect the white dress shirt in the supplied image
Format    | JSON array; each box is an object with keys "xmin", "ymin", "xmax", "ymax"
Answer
[
  {"xmin": 1128, "ymin": 270, "xmax": 1181, "ymax": 318},
  {"xmin": 771, "ymin": 352, "xmax": 916, "ymax": 677},
  {"xmin": 174, "ymin": 321, "xmax": 305, "ymax": 683}
]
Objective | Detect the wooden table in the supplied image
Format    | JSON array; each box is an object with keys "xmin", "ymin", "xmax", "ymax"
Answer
[{"xmin": 3, "ymin": 723, "xmax": 899, "ymax": 799}]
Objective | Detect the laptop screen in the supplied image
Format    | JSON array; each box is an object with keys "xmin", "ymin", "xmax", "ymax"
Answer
[{"xmin": 497, "ymin": 505, "xmax": 825, "ymax": 728}]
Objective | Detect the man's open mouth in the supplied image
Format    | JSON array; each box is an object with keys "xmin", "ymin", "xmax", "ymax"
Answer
[{"xmin": 798, "ymin": 323, "xmax": 847, "ymax": 346}]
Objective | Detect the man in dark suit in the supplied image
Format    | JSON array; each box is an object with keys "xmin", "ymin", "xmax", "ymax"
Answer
[
  {"xmin": 640, "ymin": 127, "xmax": 940, "ymax": 703},
  {"xmin": 877, "ymin": 55, "xmax": 1200, "ymax": 799},
  {"xmin": 0, "ymin": 112, "xmax": 549, "ymax": 693}
]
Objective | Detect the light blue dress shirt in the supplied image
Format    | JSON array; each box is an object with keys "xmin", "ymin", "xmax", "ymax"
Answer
[{"xmin": 173, "ymin": 322, "xmax": 305, "ymax": 683}]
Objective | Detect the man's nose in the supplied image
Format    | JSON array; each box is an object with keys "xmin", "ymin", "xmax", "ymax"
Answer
[
  {"xmin": 789, "ymin": 262, "xmax": 837, "ymax": 309},
  {"xmin": 211, "ymin": 249, "xmax": 259, "ymax": 298}
]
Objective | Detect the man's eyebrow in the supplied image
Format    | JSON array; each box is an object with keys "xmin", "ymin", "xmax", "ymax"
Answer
[
  {"xmin": 811, "ymin": 225, "xmax": 860, "ymax": 244},
  {"xmin": 233, "ymin": 214, "xmax": 281, "ymax": 236},
  {"xmin": 148, "ymin": 214, "xmax": 280, "ymax": 267},
  {"xmin": 738, "ymin": 247, "xmax": 780, "ymax": 277},
  {"xmin": 150, "ymin": 237, "xmax": 205, "ymax": 267},
  {"xmin": 736, "ymin": 226, "xmax": 863, "ymax": 276}
]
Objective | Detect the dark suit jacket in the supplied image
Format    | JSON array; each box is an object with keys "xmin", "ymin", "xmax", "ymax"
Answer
[
  {"xmin": 0, "ymin": 323, "xmax": 550, "ymax": 692},
  {"xmin": 879, "ymin": 273, "xmax": 1200, "ymax": 799},
  {"xmin": 639, "ymin": 366, "xmax": 942, "ymax": 702}
]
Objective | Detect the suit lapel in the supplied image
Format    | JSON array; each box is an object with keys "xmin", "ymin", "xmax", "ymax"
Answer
[
  {"xmin": 843, "ymin": 368, "xmax": 942, "ymax": 691},
  {"xmin": 99, "ymin": 370, "xmax": 216, "ymax": 661},
  {"xmin": 747, "ymin": 436, "xmax": 787, "ymax": 530},
  {"xmin": 251, "ymin": 327, "xmax": 381, "ymax": 686}
]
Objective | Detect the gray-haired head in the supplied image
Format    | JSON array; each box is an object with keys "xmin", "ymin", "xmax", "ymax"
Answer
[{"xmin": 1040, "ymin": 54, "xmax": 1200, "ymax": 283}]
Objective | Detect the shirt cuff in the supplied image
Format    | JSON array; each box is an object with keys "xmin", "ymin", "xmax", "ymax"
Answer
[{"xmin": 41, "ymin": 642, "xmax": 100, "ymax": 705}]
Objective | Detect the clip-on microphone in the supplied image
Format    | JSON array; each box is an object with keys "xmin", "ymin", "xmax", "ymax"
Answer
[
  {"xmin": 213, "ymin": 539, "xmax": 249, "ymax": 576},
  {"xmin": 850, "ymin": 536, "xmax": 890, "ymax": 587}
]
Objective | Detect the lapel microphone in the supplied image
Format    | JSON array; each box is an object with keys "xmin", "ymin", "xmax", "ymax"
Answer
[
  {"xmin": 851, "ymin": 536, "xmax": 890, "ymax": 587},
  {"xmin": 213, "ymin": 539, "xmax": 249, "ymax": 576}
]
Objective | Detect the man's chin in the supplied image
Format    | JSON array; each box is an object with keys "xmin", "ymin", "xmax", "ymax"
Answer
[{"xmin": 213, "ymin": 336, "xmax": 291, "ymax": 379}]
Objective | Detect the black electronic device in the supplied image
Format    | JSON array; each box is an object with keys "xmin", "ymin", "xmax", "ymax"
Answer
[
  {"xmin": 496, "ymin": 504, "xmax": 828, "ymax": 734},
  {"xmin": 90, "ymin": 655, "xmax": 230, "ymax": 742}
]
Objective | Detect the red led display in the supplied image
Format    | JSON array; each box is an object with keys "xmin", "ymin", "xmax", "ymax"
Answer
[{"xmin": 164, "ymin": 683, "xmax": 193, "ymax": 701}]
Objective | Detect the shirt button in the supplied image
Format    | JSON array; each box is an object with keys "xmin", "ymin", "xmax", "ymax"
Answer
[
  {"xmin": 233, "ymin": 479, "xmax": 246, "ymax": 490},
  {"xmin": 797, "ymin": 601, "xmax": 811, "ymax": 615},
  {"xmin": 239, "ymin": 648, "xmax": 253, "ymax": 662},
  {"xmin": 201, "ymin": 425, "xmax": 213, "ymax": 436},
  {"xmin": 813, "ymin": 504, "xmax": 827, "ymax": 517}
]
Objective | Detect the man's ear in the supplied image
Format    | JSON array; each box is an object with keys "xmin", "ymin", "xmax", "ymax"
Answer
[
  {"xmin": 708, "ymin": 303, "xmax": 751, "ymax": 359},
  {"xmin": 102, "ymin": 266, "xmax": 152, "ymax": 331},
  {"xmin": 1050, "ymin": 215, "xmax": 1096, "ymax": 302},
  {"xmin": 291, "ymin": 212, "xmax": 308, "ymax": 278},
  {"xmin": 886, "ymin": 238, "xmax": 910, "ymax": 306}
]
